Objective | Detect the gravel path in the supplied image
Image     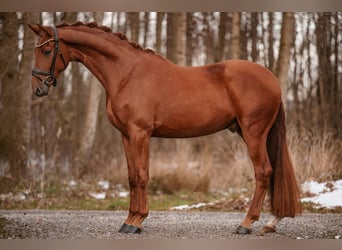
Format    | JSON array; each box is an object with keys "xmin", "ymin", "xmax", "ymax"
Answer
[{"xmin": 1, "ymin": 210, "xmax": 341, "ymax": 239}]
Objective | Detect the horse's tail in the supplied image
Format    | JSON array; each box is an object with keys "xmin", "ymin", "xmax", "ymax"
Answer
[{"xmin": 267, "ymin": 102, "xmax": 302, "ymax": 218}]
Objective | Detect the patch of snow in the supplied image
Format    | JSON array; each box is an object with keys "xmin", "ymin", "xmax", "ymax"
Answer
[
  {"xmin": 68, "ymin": 180, "xmax": 77, "ymax": 187},
  {"xmin": 22, "ymin": 189, "xmax": 31, "ymax": 195},
  {"xmin": 302, "ymin": 180, "xmax": 329, "ymax": 195},
  {"xmin": 118, "ymin": 191, "xmax": 129, "ymax": 198},
  {"xmin": 170, "ymin": 201, "xmax": 216, "ymax": 211},
  {"xmin": 98, "ymin": 180, "xmax": 110, "ymax": 190},
  {"xmin": 301, "ymin": 179, "xmax": 342, "ymax": 208},
  {"xmin": 0, "ymin": 193, "xmax": 13, "ymax": 201},
  {"xmin": 89, "ymin": 192, "xmax": 106, "ymax": 200},
  {"xmin": 14, "ymin": 193, "xmax": 26, "ymax": 201}
]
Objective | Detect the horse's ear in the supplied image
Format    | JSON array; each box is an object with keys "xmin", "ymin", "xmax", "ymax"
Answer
[{"xmin": 28, "ymin": 24, "xmax": 51, "ymax": 36}]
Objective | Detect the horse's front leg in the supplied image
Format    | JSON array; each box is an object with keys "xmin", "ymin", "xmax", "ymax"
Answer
[{"xmin": 119, "ymin": 127, "xmax": 151, "ymax": 234}]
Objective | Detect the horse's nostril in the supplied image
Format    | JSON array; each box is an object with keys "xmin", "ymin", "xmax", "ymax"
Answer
[
  {"xmin": 35, "ymin": 87, "xmax": 40, "ymax": 95},
  {"xmin": 35, "ymin": 86, "xmax": 44, "ymax": 97}
]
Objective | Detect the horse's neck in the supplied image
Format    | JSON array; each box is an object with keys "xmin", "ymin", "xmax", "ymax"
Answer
[{"xmin": 60, "ymin": 28, "xmax": 139, "ymax": 92}]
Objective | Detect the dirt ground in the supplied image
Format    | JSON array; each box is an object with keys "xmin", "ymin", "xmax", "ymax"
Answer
[{"xmin": 1, "ymin": 210, "xmax": 341, "ymax": 239}]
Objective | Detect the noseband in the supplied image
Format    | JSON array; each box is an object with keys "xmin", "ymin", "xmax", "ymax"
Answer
[{"xmin": 32, "ymin": 26, "xmax": 67, "ymax": 88}]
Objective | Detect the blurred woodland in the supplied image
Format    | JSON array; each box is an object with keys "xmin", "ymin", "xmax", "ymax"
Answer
[{"xmin": 0, "ymin": 12, "xmax": 341, "ymax": 194}]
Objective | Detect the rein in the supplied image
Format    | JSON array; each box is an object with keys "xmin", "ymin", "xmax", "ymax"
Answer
[{"xmin": 32, "ymin": 26, "xmax": 67, "ymax": 88}]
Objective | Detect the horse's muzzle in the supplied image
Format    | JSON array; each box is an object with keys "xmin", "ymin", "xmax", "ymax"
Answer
[{"xmin": 35, "ymin": 84, "xmax": 49, "ymax": 97}]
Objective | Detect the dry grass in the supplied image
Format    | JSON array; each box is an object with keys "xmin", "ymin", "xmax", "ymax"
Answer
[
  {"xmin": 287, "ymin": 127, "xmax": 342, "ymax": 183},
  {"xmin": 148, "ymin": 132, "xmax": 254, "ymax": 194},
  {"xmin": 4, "ymin": 127, "xmax": 340, "ymax": 197},
  {"xmin": 149, "ymin": 138, "xmax": 212, "ymax": 194},
  {"xmin": 147, "ymin": 127, "xmax": 341, "ymax": 194},
  {"xmin": 1, "ymin": 127, "xmax": 341, "ymax": 213}
]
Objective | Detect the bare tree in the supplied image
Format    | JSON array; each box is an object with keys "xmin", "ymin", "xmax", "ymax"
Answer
[
  {"xmin": 215, "ymin": 12, "xmax": 228, "ymax": 62},
  {"xmin": 186, "ymin": 12, "xmax": 194, "ymax": 66},
  {"xmin": 143, "ymin": 12, "xmax": 150, "ymax": 48},
  {"xmin": 275, "ymin": 12, "xmax": 295, "ymax": 105},
  {"xmin": 0, "ymin": 12, "xmax": 38, "ymax": 182},
  {"xmin": 166, "ymin": 12, "xmax": 187, "ymax": 66},
  {"xmin": 267, "ymin": 12, "xmax": 275, "ymax": 71},
  {"xmin": 250, "ymin": 12, "xmax": 259, "ymax": 62},
  {"xmin": 229, "ymin": 12, "xmax": 241, "ymax": 59},
  {"xmin": 128, "ymin": 12, "xmax": 139, "ymax": 42},
  {"xmin": 19, "ymin": 12, "xmax": 40, "ymax": 148},
  {"xmin": 202, "ymin": 12, "xmax": 216, "ymax": 64},
  {"xmin": 155, "ymin": 12, "xmax": 165, "ymax": 55},
  {"xmin": 73, "ymin": 12, "xmax": 105, "ymax": 177}
]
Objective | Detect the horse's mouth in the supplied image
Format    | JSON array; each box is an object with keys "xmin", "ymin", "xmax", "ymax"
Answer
[{"xmin": 35, "ymin": 85, "xmax": 49, "ymax": 97}]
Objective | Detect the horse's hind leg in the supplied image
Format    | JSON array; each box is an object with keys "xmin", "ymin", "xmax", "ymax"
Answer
[
  {"xmin": 258, "ymin": 216, "xmax": 281, "ymax": 235},
  {"xmin": 235, "ymin": 118, "xmax": 273, "ymax": 234}
]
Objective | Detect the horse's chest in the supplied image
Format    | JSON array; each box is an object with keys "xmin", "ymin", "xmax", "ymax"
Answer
[{"xmin": 106, "ymin": 100, "xmax": 129, "ymax": 135}]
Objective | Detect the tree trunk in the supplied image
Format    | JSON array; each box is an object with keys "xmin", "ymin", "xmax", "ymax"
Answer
[
  {"xmin": 166, "ymin": 12, "xmax": 187, "ymax": 66},
  {"xmin": 275, "ymin": 12, "xmax": 295, "ymax": 105},
  {"xmin": 229, "ymin": 12, "xmax": 241, "ymax": 59},
  {"xmin": 186, "ymin": 12, "xmax": 194, "ymax": 66},
  {"xmin": 250, "ymin": 12, "xmax": 258, "ymax": 62},
  {"xmin": 267, "ymin": 12, "xmax": 275, "ymax": 71},
  {"xmin": 61, "ymin": 12, "xmax": 77, "ymax": 24},
  {"xmin": 215, "ymin": 12, "xmax": 227, "ymax": 62},
  {"xmin": 128, "ymin": 12, "xmax": 139, "ymax": 42},
  {"xmin": 143, "ymin": 12, "xmax": 150, "ymax": 48},
  {"xmin": 60, "ymin": 12, "xmax": 86, "ymax": 163},
  {"xmin": 203, "ymin": 12, "xmax": 215, "ymax": 64},
  {"xmin": 315, "ymin": 13, "xmax": 336, "ymax": 132},
  {"xmin": 19, "ymin": 12, "xmax": 41, "ymax": 165},
  {"xmin": 0, "ymin": 12, "xmax": 36, "ymax": 182},
  {"xmin": 155, "ymin": 12, "xmax": 165, "ymax": 55},
  {"xmin": 73, "ymin": 12, "xmax": 104, "ymax": 178},
  {"xmin": 166, "ymin": 12, "xmax": 187, "ymax": 158},
  {"xmin": 333, "ymin": 13, "xmax": 341, "ymax": 135},
  {"xmin": 239, "ymin": 13, "xmax": 248, "ymax": 60}
]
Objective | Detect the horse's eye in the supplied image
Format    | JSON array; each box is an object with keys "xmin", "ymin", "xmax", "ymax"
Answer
[{"xmin": 43, "ymin": 50, "xmax": 51, "ymax": 56}]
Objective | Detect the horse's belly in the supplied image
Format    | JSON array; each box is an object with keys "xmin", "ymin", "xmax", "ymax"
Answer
[
  {"xmin": 152, "ymin": 126, "xmax": 226, "ymax": 138},
  {"xmin": 152, "ymin": 107, "xmax": 234, "ymax": 138}
]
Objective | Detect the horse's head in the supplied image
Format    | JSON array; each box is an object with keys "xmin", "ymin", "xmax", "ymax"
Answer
[{"xmin": 29, "ymin": 24, "xmax": 69, "ymax": 97}]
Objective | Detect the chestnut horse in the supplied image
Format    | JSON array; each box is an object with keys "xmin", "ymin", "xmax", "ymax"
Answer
[{"xmin": 29, "ymin": 22, "xmax": 301, "ymax": 235}]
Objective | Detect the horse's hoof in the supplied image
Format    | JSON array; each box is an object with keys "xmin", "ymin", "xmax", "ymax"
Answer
[
  {"xmin": 118, "ymin": 223, "xmax": 130, "ymax": 233},
  {"xmin": 258, "ymin": 225, "xmax": 276, "ymax": 236},
  {"xmin": 118, "ymin": 223, "xmax": 142, "ymax": 234},
  {"xmin": 127, "ymin": 225, "xmax": 142, "ymax": 234},
  {"xmin": 235, "ymin": 225, "xmax": 252, "ymax": 234}
]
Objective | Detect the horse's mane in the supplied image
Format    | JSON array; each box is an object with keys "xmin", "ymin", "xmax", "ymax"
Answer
[{"xmin": 57, "ymin": 21, "xmax": 157, "ymax": 55}]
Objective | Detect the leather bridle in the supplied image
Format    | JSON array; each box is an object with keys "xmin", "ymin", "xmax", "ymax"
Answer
[{"xmin": 32, "ymin": 26, "xmax": 67, "ymax": 88}]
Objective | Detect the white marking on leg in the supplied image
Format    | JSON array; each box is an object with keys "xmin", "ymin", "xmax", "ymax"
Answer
[{"xmin": 265, "ymin": 216, "xmax": 281, "ymax": 229}]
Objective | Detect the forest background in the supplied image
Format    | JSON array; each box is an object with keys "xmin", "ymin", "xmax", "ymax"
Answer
[{"xmin": 0, "ymin": 12, "xmax": 341, "ymax": 208}]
